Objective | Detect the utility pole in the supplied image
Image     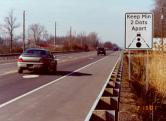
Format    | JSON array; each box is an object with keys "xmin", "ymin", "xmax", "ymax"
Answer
[
  {"xmin": 54, "ymin": 21, "xmax": 56, "ymax": 49},
  {"xmin": 23, "ymin": 10, "xmax": 25, "ymax": 51},
  {"xmin": 81, "ymin": 34, "xmax": 83, "ymax": 49},
  {"xmin": 161, "ymin": 7, "xmax": 164, "ymax": 52},
  {"xmin": 70, "ymin": 26, "xmax": 72, "ymax": 50}
]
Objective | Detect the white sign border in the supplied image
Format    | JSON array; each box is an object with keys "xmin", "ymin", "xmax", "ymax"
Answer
[{"xmin": 125, "ymin": 12, "xmax": 154, "ymax": 50}]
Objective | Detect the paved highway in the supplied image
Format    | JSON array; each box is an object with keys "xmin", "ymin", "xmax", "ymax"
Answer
[
  {"xmin": 0, "ymin": 51, "xmax": 96, "ymax": 76},
  {"xmin": 0, "ymin": 51, "xmax": 121, "ymax": 121}
]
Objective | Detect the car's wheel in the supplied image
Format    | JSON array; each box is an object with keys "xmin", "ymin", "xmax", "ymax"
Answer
[
  {"xmin": 51, "ymin": 64, "xmax": 57, "ymax": 74},
  {"xmin": 18, "ymin": 68, "xmax": 23, "ymax": 73},
  {"xmin": 44, "ymin": 67, "xmax": 49, "ymax": 73}
]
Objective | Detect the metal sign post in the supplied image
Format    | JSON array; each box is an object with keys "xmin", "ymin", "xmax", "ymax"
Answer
[
  {"xmin": 146, "ymin": 50, "xmax": 149, "ymax": 91},
  {"xmin": 128, "ymin": 50, "xmax": 131, "ymax": 81}
]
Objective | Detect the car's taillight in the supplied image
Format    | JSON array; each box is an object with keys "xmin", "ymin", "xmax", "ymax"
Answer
[{"xmin": 18, "ymin": 58, "xmax": 24, "ymax": 62}]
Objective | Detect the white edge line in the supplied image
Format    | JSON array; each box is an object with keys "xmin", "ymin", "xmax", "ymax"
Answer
[
  {"xmin": 0, "ymin": 55, "xmax": 110, "ymax": 109},
  {"xmin": 84, "ymin": 53, "xmax": 121, "ymax": 121}
]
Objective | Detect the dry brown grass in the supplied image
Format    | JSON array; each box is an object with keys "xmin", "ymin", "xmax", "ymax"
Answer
[
  {"xmin": 128, "ymin": 52, "xmax": 166, "ymax": 102},
  {"xmin": 148, "ymin": 52, "xmax": 166, "ymax": 98},
  {"xmin": 123, "ymin": 52, "xmax": 166, "ymax": 121}
]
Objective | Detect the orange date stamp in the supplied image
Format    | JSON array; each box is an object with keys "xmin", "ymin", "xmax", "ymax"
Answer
[{"xmin": 137, "ymin": 105, "xmax": 159, "ymax": 111}]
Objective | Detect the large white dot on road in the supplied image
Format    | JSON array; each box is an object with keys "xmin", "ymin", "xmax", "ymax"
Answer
[{"xmin": 23, "ymin": 75, "xmax": 39, "ymax": 79}]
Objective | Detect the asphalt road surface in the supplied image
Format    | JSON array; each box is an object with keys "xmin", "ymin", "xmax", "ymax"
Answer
[{"xmin": 0, "ymin": 51, "xmax": 121, "ymax": 121}]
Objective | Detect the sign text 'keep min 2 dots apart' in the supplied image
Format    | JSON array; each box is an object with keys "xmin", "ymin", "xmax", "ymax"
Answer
[{"xmin": 125, "ymin": 13, "xmax": 153, "ymax": 50}]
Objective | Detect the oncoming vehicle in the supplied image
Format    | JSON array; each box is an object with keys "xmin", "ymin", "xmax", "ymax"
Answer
[
  {"xmin": 97, "ymin": 47, "xmax": 106, "ymax": 56},
  {"xmin": 17, "ymin": 48, "xmax": 57, "ymax": 73}
]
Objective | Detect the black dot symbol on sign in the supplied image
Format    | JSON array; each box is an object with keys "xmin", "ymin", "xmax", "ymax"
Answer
[
  {"xmin": 137, "ymin": 33, "xmax": 141, "ymax": 37},
  {"xmin": 137, "ymin": 38, "xmax": 140, "ymax": 41},
  {"xmin": 136, "ymin": 42, "xmax": 142, "ymax": 48}
]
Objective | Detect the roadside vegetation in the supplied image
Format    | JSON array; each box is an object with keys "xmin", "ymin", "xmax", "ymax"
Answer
[
  {"xmin": 123, "ymin": 51, "xmax": 166, "ymax": 121},
  {"xmin": 120, "ymin": 1, "xmax": 166, "ymax": 120},
  {"xmin": 0, "ymin": 10, "xmax": 120, "ymax": 54},
  {"xmin": 148, "ymin": 53, "xmax": 166, "ymax": 99},
  {"xmin": 129, "ymin": 51, "xmax": 166, "ymax": 101}
]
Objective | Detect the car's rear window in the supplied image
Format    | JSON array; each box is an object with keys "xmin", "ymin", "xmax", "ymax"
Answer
[
  {"xmin": 23, "ymin": 49, "xmax": 47, "ymax": 56},
  {"xmin": 98, "ymin": 48, "xmax": 105, "ymax": 51}
]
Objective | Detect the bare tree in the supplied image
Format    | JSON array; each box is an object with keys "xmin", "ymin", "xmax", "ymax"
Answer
[
  {"xmin": 28, "ymin": 24, "xmax": 45, "ymax": 47},
  {"xmin": 42, "ymin": 30, "xmax": 49, "ymax": 41},
  {"xmin": 87, "ymin": 32, "xmax": 99, "ymax": 48},
  {"xmin": 4, "ymin": 10, "xmax": 19, "ymax": 53},
  {"xmin": 152, "ymin": 0, "xmax": 166, "ymax": 37},
  {"xmin": 104, "ymin": 41, "xmax": 113, "ymax": 50}
]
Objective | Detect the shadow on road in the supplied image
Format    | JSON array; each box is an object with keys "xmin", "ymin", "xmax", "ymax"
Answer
[
  {"xmin": 56, "ymin": 71, "xmax": 92, "ymax": 76},
  {"xmin": 23, "ymin": 70, "xmax": 92, "ymax": 76}
]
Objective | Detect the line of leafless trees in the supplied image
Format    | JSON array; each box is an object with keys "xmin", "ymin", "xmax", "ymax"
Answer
[{"xmin": 0, "ymin": 10, "xmax": 119, "ymax": 54}]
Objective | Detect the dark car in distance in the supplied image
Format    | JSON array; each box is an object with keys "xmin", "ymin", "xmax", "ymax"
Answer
[
  {"xmin": 97, "ymin": 47, "xmax": 106, "ymax": 56},
  {"xmin": 17, "ymin": 48, "xmax": 57, "ymax": 73}
]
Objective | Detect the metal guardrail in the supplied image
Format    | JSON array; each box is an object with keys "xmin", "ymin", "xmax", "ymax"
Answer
[
  {"xmin": 0, "ymin": 53, "xmax": 21, "ymax": 63},
  {"xmin": 0, "ymin": 53, "xmax": 21, "ymax": 57},
  {"xmin": 85, "ymin": 57, "xmax": 123, "ymax": 121}
]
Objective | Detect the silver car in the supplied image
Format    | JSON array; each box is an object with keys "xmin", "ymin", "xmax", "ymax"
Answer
[{"xmin": 17, "ymin": 48, "xmax": 57, "ymax": 73}]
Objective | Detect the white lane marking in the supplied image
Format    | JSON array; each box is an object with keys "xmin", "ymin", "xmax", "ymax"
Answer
[
  {"xmin": 0, "ymin": 70, "xmax": 17, "ymax": 76},
  {"xmin": 58, "ymin": 54, "xmax": 96, "ymax": 63},
  {"xmin": 0, "ymin": 54, "xmax": 110, "ymax": 109},
  {"xmin": 84, "ymin": 52, "xmax": 121, "ymax": 121},
  {"xmin": 0, "ymin": 62, "xmax": 16, "ymax": 66},
  {"xmin": 22, "ymin": 75, "xmax": 39, "ymax": 79}
]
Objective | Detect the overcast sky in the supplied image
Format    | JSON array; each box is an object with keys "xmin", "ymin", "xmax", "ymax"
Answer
[{"xmin": 0, "ymin": 0, "xmax": 154, "ymax": 47}]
